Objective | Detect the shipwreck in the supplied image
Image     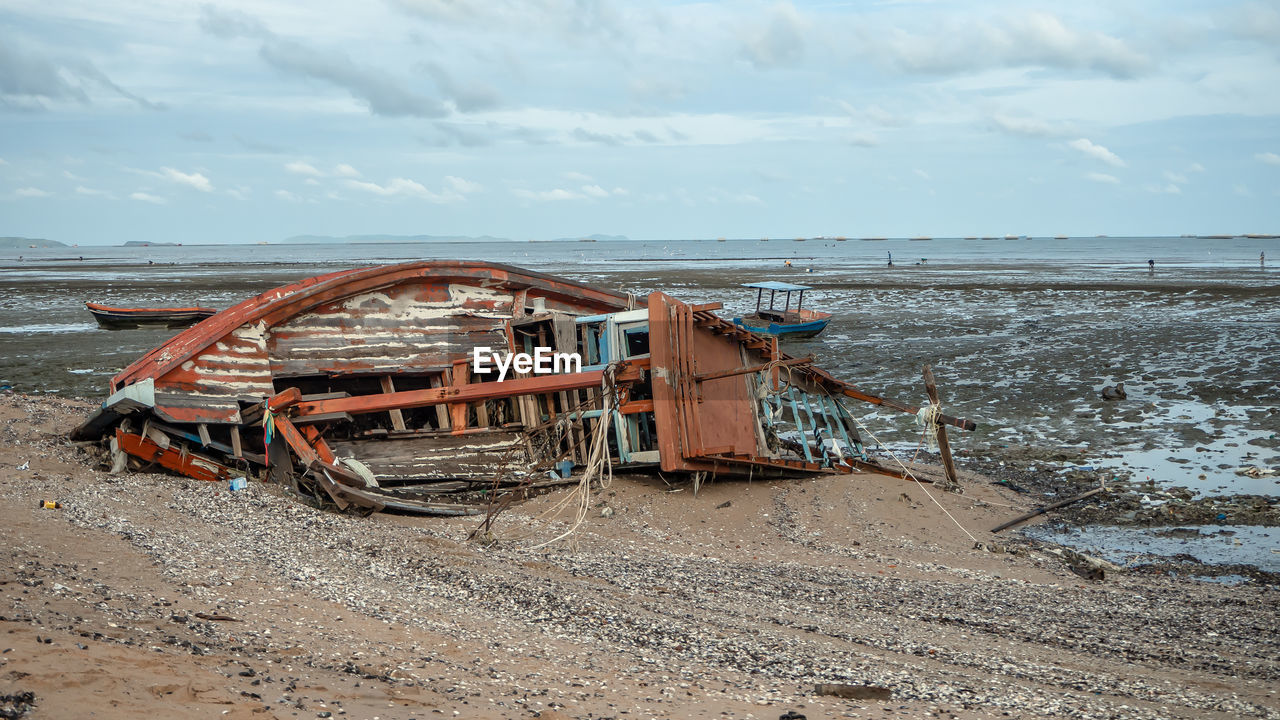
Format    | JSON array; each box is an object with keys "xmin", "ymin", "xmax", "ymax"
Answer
[{"xmin": 72, "ymin": 261, "xmax": 975, "ymax": 515}]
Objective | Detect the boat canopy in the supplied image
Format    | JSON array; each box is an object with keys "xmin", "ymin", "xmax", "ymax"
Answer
[{"xmin": 742, "ymin": 281, "xmax": 812, "ymax": 292}]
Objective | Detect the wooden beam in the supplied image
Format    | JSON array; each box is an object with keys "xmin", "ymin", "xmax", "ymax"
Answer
[
  {"xmin": 292, "ymin": 364, "xmax": 641, "ymax": 418},
  {"xmin": 380, "ymin": 376, "xmax": 407, "ymax": 431},
  {"xmin": 694, "ymin": 355, "xmax": 812, "ymax": 383},
  {"xmin": 922, "ymin": 364, "xmax": 959, "ymax": 488}
]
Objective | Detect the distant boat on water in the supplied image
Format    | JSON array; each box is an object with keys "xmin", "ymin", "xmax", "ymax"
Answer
[
  {"xmin": 861, "ymin": 237, "xmax": 887, "ymax": 242},
  {"xmin": 85, "ymin": 302, "xmax": 217, "ymax": 330},
  {"xmin": 732, "ymin": 282, "xmax": 831, "ymax": 339},
  {"xmin": 909, "ymin": 236, "xmax": 932, "ymax": 242}
]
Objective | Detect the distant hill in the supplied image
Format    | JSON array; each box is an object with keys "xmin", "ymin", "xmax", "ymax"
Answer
[
  {"xmin": 283, "ymin": 234, "xmax": 511, "ymax": 244},
  {"xmin": 549, "ymin": 233, "xmax": 630, "ymax": 243},
  {"xmin": 0, "ymin": 236, "xmax": 66, "ymax": 248}
]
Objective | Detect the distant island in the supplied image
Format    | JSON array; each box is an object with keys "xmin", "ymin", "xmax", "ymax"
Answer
[
  {"xmin": 0, "ymin": 236, "xmax": 67, "ymax": 249},
  {"xmin": 283, "ymin": 234, "xmax": 512, "ymax": 244},
  {"xmin": 123, "ymin": 241, "xmax": 179, "ymax": 247},
  {"xmin": 548, "ymin": 234, "xmax": 630, "ymax": 243},
  {"xmin": 283, "ymin": 233, "xmax": 631, "ymax": 244}
]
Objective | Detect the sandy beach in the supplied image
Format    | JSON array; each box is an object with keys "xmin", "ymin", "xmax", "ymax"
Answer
[{"xmin": 2, "ymin": 393, "xmax": 1277, "ymax": 719}]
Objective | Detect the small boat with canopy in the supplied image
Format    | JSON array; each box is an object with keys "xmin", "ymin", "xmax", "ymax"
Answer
[{"xmin": 731, "ymin": 281, "xmax": 831, "ymax": 339}]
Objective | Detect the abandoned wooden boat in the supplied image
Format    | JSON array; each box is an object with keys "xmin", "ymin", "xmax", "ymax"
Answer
[
  {"xmin": 86, "ymin": 301, "xmax": 218, "ymax": 329},
  {"xmin": 732, "ymin": 282, "xmax": 832, "ymax": 339},
  {"xmin": 72, "ymin": 261, "xmax": 973, "ymax": 515}
]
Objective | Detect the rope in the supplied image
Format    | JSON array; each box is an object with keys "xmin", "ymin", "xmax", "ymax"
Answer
[
  {"xmin": 846, "ymin": 411, "xmax": 981, "ymax": 544},
  {"xmin": 915, "ymin": 404, "xmax": 941, "ymax": 450},
  {"xmin": 527, "ymin": 362, "xmax": 622, "ymax": 550}
]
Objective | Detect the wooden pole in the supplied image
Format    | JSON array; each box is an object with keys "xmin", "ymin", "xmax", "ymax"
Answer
[
  {"xmin": 922, "ymin": 364, "xmax": 959, "ymax": 488},
  {"xmin": 990, "ymin": 487, "xmax": 1105, "ymax": 533}
]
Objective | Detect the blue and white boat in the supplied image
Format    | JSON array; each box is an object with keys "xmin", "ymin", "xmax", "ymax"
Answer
[{"xmin": 732, "ymin": 281, "xmax": 831, "ymax": 339}]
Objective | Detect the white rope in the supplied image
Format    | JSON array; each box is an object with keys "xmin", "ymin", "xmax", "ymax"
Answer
[
  {"xmin": 847, "ymin": 411, "xmax": 981, "ymax": 545},
  {"xmin": 915, "ymin": 404, "xmax": 941, "ymax": 450},
  {"xmin": 528, "ymin": 363, "xmax": 621, "ymax": 550}
]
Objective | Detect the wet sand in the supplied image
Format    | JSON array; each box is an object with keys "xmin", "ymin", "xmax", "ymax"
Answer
[{"xmin": 2, "ymin": 394, "xmax": 1278, "ymax": 719}]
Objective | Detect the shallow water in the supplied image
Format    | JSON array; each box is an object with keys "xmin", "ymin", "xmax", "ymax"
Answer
[
  {"xmin": 1, "ymin": 237, "xmax": 1276, "ymax": 500},
  {"xmin": 1022, "ymin": 524, "xmax": 1280, "ymax": 574}
]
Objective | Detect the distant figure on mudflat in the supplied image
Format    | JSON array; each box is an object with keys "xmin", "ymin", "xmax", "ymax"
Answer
[
  {"xmin": 1262, "ymin": 251, "xmax": 1266, "ymax": 269},
  {"xmin": 1101, "ymin": 383, "xmax": 1127, "ymax": 401},
  {"xmin": 887, "ymin": 251, "xmax": 893, "ymax": 267},
  {"xmin": 1147, "ymin": 259, "xmax": 1155, "ymax": 272}
]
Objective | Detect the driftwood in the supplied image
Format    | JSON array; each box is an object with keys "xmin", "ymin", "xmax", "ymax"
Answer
[
  {"xmin": 990, "ymin": 487, "xmax": 1105, "ymax": 533},
  {"xmin": 814, "ymin": 683, "xmax": 892, "ymax": 700}
]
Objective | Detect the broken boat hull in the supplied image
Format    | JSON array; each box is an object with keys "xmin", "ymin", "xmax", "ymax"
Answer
[{"xmin": 73, "ymin": 261, "xmax": 974, "ymax": 515}]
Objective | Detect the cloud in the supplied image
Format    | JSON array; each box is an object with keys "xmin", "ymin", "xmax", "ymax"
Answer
[
  {"xmin": 862, "ymin": 11, "xmax": 1150, "ymax": 79},
  {"xmin": 838, "ymin": 102, "xmax": 908, "ymax": 128},
  {"xmin": 514, "ymin": 188, "xmax": 584, "ymax": 202},
  {"xmin": 130, "ymin": 192, "xmax": 166, "ymax": 204},
  {"xmin": 1188, "ymin": 162, "xmax": 1205, "ymax": 173},
  {"xmin": 285, "ymin": 161, "xmax": 323, "ymax": 176},
  {"xmin": 0, "ymin": 157, "xmax": 8, "ymax": 165},
  {"xmin": 181, "ymin": 130, "xmax": 214, "ymax": 142},
  {"xmin": 75, "ymin": 186, "xmax": 115, "ymax": 198},
  {"xmin": 564, "ymin": 171, "xmax": 593, "ymax": 182},
  {"xmin": 161, "ymin": 167, "xmax": 213, "ymax": 192},
  {"xmin": 989, "ymin": 113, "xmax": 1073, "ymax": 138},
  {"xmin": 235, "ymin": 135, "xmax": 289, "ymax": 154},
  {"xmin": 333, "ymin": 163, "xmax": 361, "ymax": 178},
  {"xmin": 742, "ymin": 2, "xmax": 807, "ymax": 69},
  {"xmin": 427, "ymin": 122, "xmax": 494, "ymax": 147},
  {"xmin": 445, "ymin": 175, "xmax": 482, "ymax": 194},
  {"xmin": 582, "ymin": 184, "xmax": 610, "ymax": 199},
  {"xmin": 1068, "ymin": 138, "xmax": 1126, "ymax": 167},
  {"xmin": 274, "ymin": 189, "xmax": 300, "ymax": 201},
  {"xmin": 633, "ymin": 129, "xmax": 660, "ymax": 143},
  {"xmin": 15, "ymin": 187, "xmax": 51, "ymax": 198},
  {"xmin": 422, "ymin": 62, "xmax": 500, "ymax": 112},
  {"xmin": 572, "ymin": 128, "xmax": 624, "ymax": 146},
  {"xmin": 914, "ymin": 169, "xmax": 930, "ymax": 181},
  {"xmin": 1256, "ymin": 152, "xmax": 1280, "ymax": 166},
  {"xmin": 345, "ymin": 177, "xmax": 462, "ymax": 203},
  {"xmin": 199, "ymin": 5, "xmax": 446, "ymax": 118},
  {"xmin": 1164, "ymin": 171, "xmax": 1188, "ymax": 184},
  {"xmin": 197, "ymin": 4, "xmax": 270, "ymax": 39},
  {"xmin": 1086, "ymin": 172, "xmax": 1120, "ymax": 184},
  {"xmin": 0, "ymin": 40, "xmax": 162, "ymax": 111}
]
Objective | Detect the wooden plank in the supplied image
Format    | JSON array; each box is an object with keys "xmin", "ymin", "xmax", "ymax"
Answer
[
  {"xmin": 990, "ymin": 487, "xmax": 1104, "ymax": 533},
  {"xmin": 449, "ymin": 360, "xmax": 469, "ymax": 435},
  {"xmin": 293, "ymin": 411, "xmax": 355, "ymax": 425},
  {"xmin": 230, "ymin": 426, "xmax": 243, "ymax": 458},
  {"xmin": 381, "ymin": 376, "xmax": 408, "ymax": 431},
  {"xmin": 429, "ymin": 374, "xmax": 450, "ymax": 429},
  {"xmin": 197, "ymin": 423, "xmax": 211, "ymax": 447}
]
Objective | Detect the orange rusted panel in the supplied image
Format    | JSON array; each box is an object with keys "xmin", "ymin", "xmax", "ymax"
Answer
[{"xmin": 115, "ymin": 428, "xmax": 233, "ymax": 482}]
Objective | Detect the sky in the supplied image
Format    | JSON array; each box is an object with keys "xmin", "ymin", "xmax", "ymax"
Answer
[{"xmin": 2, "ymin": 0, "xmax": 1279, "ymax": 245}]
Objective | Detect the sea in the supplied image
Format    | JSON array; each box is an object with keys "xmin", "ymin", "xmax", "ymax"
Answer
[{"xmin": 2, "ymin": 236, "xmax": 1277, "ymax": 508}]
